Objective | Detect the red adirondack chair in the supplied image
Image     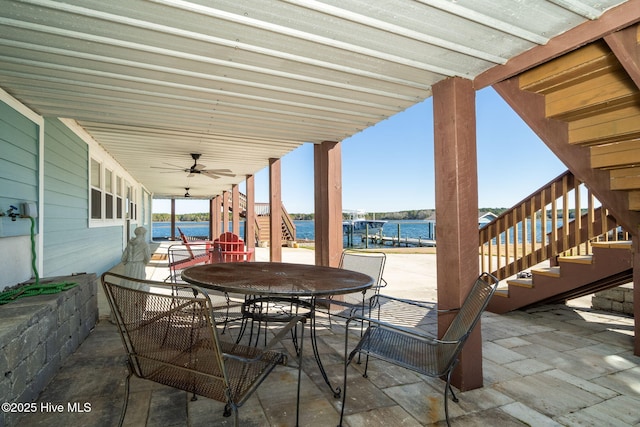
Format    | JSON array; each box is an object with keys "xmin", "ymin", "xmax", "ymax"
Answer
[{"xmin": 212, "ymin": 232, "xmax": 254, "ymax": 262}]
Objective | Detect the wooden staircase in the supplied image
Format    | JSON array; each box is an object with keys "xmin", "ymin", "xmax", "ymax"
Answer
[
  {"xmin": 227, "ymin": 193, "xmax": 296, "ymax": 246},
  {"xmin": 518, "ymin": 32, "xmax": 640, "ymax": 220},
  {"xmin": 254, "ymin": 203, "xmax": 296, "ymax": 246},
  {"xmin": 488, "ymin": 241, "xmax": 633, "ymax": 314},
  {"xmin": 485, "ymin": 28, "xmax": 639, "ymax": 313}
]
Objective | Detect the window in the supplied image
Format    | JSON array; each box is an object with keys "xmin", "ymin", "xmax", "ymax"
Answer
[
  {"xmin": 116, "ymin": 176, "xmax": 123, "ymax": 219},
  {"xmin": 90, "ymin": 158, "xmax": 101, "ymax": 219},
  {"xmin": 105, "ymin": 169, "xmax": 113, "ymax": 219},
  {"xmin": 126, "ymin": 185, "xmax": 138, "ymax": 220},
  {"xmin": 90, "ymin": 156, "xmax": 137, "ymax": 226},
  {"xmin": 82, "ymin": 123, "xmax": 142, "ymax": 227}
]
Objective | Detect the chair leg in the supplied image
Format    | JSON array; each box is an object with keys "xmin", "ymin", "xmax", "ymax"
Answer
[
  {"xmin": 338, "ymin": 330, "xmax": 352, "ymax": 427},
  {"xmin": 443, "ymin": 361, "xmax": 459, "ymax": 427},
  {"xmin": 117, "ymin": 370, "xmax": 132, "ymax": 427},
  {"xmin": 362, "ymin": 354, "xmax": 370, "ymax": 378},
  {"xmin": 230, "ymin": 404, "xmax": 239, "ymax": 427},
  {"xmin": 338, "ymin": 365, "xmax": 347, "ymax": 427},
  {"xmin": 295, "ymin": 321, "xmax": 305, "ymax": 427},
  {"xmin": 448, "ymin": 382, "xmax": 459, "ymax": 403}
]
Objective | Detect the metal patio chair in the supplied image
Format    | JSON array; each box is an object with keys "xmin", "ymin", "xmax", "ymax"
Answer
[
  {"xmin": 339, "ymin": 272, "xmax": 499, "ymax": 427},
  {"xmin": 316, "ymin": 250, "xmax": 387, "ymax": 326},
  {"xmin": 102, "ymin": 272, "xmax": 305, "ymax": 427},
  {"xmin": 166, "ymin": 243, "xmax": 210, "ymax": 283},
  {"xmin": 166, "ymin": 243, "xmax": 244, "ymax": 334}
]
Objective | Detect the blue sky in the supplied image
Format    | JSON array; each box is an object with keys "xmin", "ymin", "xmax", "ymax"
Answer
[{"xmin": 154, "ymin": 87, "xmax": 565, "ymax": 214}]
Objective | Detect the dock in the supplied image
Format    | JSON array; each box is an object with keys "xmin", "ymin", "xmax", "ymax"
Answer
[{"xmin": 363, "ymin": 233, "xmax": 436, "ymax": 247}]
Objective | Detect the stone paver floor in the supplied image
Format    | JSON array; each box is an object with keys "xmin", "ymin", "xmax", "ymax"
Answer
[{"xmin": 13, "ymin": 245, "xmax": 640, "ymax": 426}]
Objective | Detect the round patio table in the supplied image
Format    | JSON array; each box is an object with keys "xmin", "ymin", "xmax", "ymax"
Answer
[{"xmin": 182, "ymin": 261, "xmax": 374, "ymax": 397}]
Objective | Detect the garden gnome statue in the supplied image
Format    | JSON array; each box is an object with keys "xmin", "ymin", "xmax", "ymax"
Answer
[{"xmin": 121, "ymin": 226, "xmax": 151, "ymax": 290}]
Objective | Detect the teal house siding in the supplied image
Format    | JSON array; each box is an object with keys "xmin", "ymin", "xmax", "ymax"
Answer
[
  {"xmin": 0, "ymin": 100, "xmax": 40, "ymax": 287},
  {"xmin": 42, "ymin": 118, "xmax": 124, "ymax": 277},
  {"xmin": 0, "ymin": 101, "xmax": 39, "ymax": 229}
]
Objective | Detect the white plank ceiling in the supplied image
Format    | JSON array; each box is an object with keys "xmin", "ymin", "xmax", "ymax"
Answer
[{"xmin": 0, "ymin": 0, "xmax": 630, "ymax": 198}]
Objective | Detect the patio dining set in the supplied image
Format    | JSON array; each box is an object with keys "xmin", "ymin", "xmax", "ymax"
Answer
[{"xmin": 102, "ymin": 233, "xmax": 499, "ymax": 427}]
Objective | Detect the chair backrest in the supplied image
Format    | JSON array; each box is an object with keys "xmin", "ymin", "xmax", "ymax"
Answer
[
  {"xmin": 102, "ymin": 272, "xmax": 231, "ymax": 402},
  {"xmin": 213, "ymin": 232, "xmax": 253, "ymax": 262},
  {"xmin": 214, "ymin": 232, "xmax": 244, "ymax": 249},
  {"xmin": 340, "ymin": 250, "xmax": 386, "ymax": 286},
  {"xmin": 167, "ymin": 243, "xmax": 211, "ymax": 283},
  {"xmin": 440, "ymin": 272, "xmax": 499, "ymax": 356},
  {"xmin": 338, "ymin": 250, "xmax": 386, "ymax": 306}
]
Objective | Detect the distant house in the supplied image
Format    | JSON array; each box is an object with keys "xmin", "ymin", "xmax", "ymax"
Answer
[{"xmin": 478, "ymin": 212, "xmax": 498, "ymax": 228}]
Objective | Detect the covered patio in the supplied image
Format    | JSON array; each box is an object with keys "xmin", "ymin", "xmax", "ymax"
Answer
[
  {"xmin": 14, "ymin": 245, "xmax": 639, "ymax": 426},
  {"xmin": 2, "ymin": 1, "xmax": 640, "ymax": 423}
]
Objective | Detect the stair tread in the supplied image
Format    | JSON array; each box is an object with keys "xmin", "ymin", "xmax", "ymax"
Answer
[
  {"xmin": 506, "ymin": 278, "xmax": 533, "ymax": 288},
  {"xmin": 559, "ymin": 255, "xmax": 593, "ymax": 264},
  {"xmin": 590, "ymin": 240, "xmax": 632, "ymax": 249},
  {"xmin": 532, "ymin": 266, "xmax": 561, "ymax": 277}
]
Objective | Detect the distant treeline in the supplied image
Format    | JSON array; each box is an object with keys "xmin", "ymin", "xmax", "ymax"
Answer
[
  {"xmin": 370, "ymin": 210, "xmax": 435, "ymax": 220},
  {"xmin": 153, "ymin": 213, "xmax": 210, "ymax": 222}
]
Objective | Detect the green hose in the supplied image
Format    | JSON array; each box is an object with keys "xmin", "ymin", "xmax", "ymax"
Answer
[
  {"xmin": 0, "ymin": 282, "xmax": 78, "ymax": 304},
  {"xmin": 31, "ymin": 217, "xmax": 39, "ymax": 286},
  {"xmin": 0, "ymin": 216, "xmax": 77, "ymax": 305}
]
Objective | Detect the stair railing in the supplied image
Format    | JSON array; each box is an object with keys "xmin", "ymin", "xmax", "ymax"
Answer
[
  {"xmin": 253, "ymin": 202, "xmax": 297, "ymax": 244},
  {"xmin": 280, "ymin": 203, "xmax": 296, "ymax": 242},
  {"xmin": 479, "ymin": 170, "xmax": 627, "ymax": 280},
  {"xmin": 255, "ymin": 203, "xmax": 271, "ymax": 216}
]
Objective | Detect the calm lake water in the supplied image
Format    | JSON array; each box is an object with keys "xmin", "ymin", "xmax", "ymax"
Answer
[
  {"xmin": 153, "ymin": 217, "xmax": 565, "ymax": 248},
  {"xmin": 152, "ymin": 220, "xmax": 436, "ymax": 248}
]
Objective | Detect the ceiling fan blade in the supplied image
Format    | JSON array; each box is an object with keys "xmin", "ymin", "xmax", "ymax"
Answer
[
  {"xmin": 204, "ymin": 169, "xmax": 235, "ymax": 177},
  {"xmin": 199, "ymin": 170, "xmax": 221, "ymax": 179},
  {"xmin": 150, "ymin": 166, "xmax": 183, "ymax": 170},
  {"xmin": 160, "ymin": 162, "xmax": 188, "ymax": 168},
  {"xmin": 193, "ymin": 163, "xmax": 206, "ymax": 171}
]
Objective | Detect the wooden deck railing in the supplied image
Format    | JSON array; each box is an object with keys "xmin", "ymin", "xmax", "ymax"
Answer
[{"xmin": 479, "ymin": 170, "xmax": 628, "ymax": 280}]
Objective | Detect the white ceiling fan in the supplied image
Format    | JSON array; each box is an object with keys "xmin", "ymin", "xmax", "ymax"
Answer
[{"xmin": 151, "ymin": 153, "xmax": 235, "ymax": 179}]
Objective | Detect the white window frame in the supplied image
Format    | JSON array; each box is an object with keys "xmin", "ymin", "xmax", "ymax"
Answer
[
  {"xmin": 90, "ymin": 158, "xmax": 102, "ymax": 220},
  {"xmin": 60, "ymin": 118, "xmax": 148, "ymax": 229},
  {"xmin": 89, "ymin": 157, "xmax": 141, "ymax": 227}
]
